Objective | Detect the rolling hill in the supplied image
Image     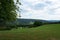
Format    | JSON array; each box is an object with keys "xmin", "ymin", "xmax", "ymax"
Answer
[{"xmin": 16, "ymin": 18, "xmax": 60, "ymax": 25}]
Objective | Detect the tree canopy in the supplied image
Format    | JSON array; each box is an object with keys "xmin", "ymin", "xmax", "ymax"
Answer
[
  {"xmin": 0, "ymin": 0, "xmax": 21, "ymax": 22},
  {"xmin": 33, "ymin": 21, "xmax": 43, "ymax": 27},
  {"xmin": 0, "ymin": 0, "xmax": 21, "ymax": 26}
]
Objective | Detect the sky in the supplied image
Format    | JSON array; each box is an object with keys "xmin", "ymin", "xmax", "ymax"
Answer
[{"xmin": 18, "ymin": 0, "xmax": 60, "ymax": 20}]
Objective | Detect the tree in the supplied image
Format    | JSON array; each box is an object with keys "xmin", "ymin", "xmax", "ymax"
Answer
[
  {"xmin": 33, "ymin": 21, "xmax": 43, "ymax": 27},
  {"xmin": 0, "ymin": 0, "xmax": 21, "ymax": 27}
]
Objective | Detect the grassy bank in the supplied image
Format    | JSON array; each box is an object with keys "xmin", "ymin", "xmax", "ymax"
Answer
[{"xmin": 0, "ymin": 24, "xmax": 60, "ymax": 40}]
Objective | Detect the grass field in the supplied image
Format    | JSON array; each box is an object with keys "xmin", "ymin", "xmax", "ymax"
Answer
[{"xmin": 0, "ymin": 24, "xmax": 60, "ymax": 40}]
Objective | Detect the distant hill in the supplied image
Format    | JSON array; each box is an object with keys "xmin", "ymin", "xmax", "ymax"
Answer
[
  {"xmin": 16, "ymin": 19, "xmax": 60, "ymax": 25},
  {"xmin": 16, "ymin": 19, "xmax": 48, "ymax": 25},
  {"xmin": 8, "ymin": 18, "xmax": 60, "ymax": 26},
  {"xmin": 47, "ymin": 20, "xmax": 60, "ymax": 22}
]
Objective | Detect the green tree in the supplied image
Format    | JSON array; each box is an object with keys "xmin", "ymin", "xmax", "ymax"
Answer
[
  {"xmin": 33, "ymin": 21, "xmax": 43, "ymax": 27},
  {"xmin": 0, "ymin": 0, "xmax": 21, "ymax": 27}
]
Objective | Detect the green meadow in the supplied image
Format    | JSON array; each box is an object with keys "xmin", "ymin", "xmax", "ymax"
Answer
[{"xmin": 0, "ymin": 24, "xmax": 60, "ymax": 40}]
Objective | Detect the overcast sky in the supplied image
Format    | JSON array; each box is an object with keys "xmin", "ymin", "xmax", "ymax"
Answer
[{"xmin": 18, "ymin": 0, "xmax": 60, "ymax": 20}]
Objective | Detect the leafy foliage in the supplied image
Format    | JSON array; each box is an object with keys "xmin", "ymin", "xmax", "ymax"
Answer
[
  {"xmin": 33, "ymin": 21, "xmax": 43, "ymax": 27},
  {"xmin": 0, "ymin": 0, "xmax": 21, "ymax": 22},
  {"xmin": 0, "ymin": 0, "xmax": 21, "ymax": 29}
]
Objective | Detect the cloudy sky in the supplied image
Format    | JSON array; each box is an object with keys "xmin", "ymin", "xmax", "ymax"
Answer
[{"xmin": 19, "ymin": 0, "xmax": 60, "ymax": 20}]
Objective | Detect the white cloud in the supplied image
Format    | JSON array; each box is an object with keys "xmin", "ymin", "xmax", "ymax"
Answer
[{"xmin": 20, "ymin": 0, "xmax": 60, "ymax": 20}]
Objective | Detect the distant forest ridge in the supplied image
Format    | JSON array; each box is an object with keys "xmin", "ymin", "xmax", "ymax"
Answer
[{"xmin": 16, "ymin": 18, "xmax": 60, "ymax": 25}]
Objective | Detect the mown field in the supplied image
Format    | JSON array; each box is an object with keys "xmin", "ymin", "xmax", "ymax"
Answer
[{"xmin": 0, "ymin": 24, "xmax": 60, "ymax": 40}]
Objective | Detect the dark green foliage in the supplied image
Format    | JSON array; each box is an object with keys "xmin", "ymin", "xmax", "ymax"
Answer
[
  {"xmin": 0, "ymin": 0, "xmax": 17, "ymax": 22},
  {"xmin": 0, "ymin": 0, "xmax": 21, "ymax": 30},
  {"xmin": 33, "ymin": 21, "xmax": 43, "ymax": 27},
  {"xmin": 0, "ymin": 0, "xmax": 21, "ymax": 22}
]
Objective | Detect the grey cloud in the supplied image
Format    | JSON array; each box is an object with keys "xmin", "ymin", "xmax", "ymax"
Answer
[{"xmin": 31, "ymin": 3, "xmax": 46, "ymax": 10}]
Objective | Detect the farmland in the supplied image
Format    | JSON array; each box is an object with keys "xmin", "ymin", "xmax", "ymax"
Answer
[{"xmin": 0, "ymin": 24, "xmax": 60, "ymax": 40}]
